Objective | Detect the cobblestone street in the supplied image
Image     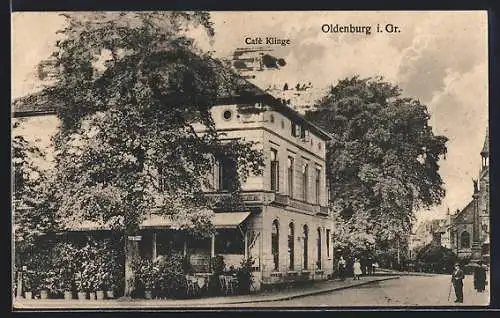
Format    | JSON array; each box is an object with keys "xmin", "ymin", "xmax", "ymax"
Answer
[{"xmin": 233, "ymin": 274, "xmax": 490, "ymax": 307}]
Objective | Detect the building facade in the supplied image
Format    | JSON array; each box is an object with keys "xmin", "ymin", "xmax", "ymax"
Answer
[
  {"xmin": 438, "ymin": 130, "xmax": 490, "ymax": 262},
  {"xmin": 13, "ymin": 78, "xmax": 334, "ymax": 291}
]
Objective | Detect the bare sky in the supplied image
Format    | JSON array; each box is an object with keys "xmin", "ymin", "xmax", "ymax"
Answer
[{"xmin": 11, "ymin": 11, "xmax": 488, "ymax": 223}]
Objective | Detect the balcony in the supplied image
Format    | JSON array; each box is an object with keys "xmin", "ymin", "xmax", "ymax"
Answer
[{"xmin": 204, "ymin": 191, "xmax": 330, "ymax": 215}]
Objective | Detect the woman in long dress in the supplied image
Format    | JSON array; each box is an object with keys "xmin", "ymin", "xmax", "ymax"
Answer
[
  {"xmin": 473, "ymin": 261, "xmax": 487, "ymax": 292},
  {"xmin": 353, "ymin": 258, "xmax": 362, "ymax": 280}
]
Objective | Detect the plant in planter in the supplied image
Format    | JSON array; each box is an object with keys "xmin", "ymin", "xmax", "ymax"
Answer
[
  {"xmin": 131, "ymin": 258, "xmax": 160, "ymax": 299},
  {"xmin": 52, "ymin": 242, "xmax": 77, "ymax": 299},
  {"xmin": 236, "ymin": 256, "xmax": 255, "ymax": 294},
  {"xmin": 23, "ymin": 269, "xmax": 34, "ymax": 299},
  {"xmin": 40, "ymin": 270, "xmax": 58, "ymax": 299},
  {"xmin": 74, "ymin": 271, "xmax": 89, "ymax": 300}
]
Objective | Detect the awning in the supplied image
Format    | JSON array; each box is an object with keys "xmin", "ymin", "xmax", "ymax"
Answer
[
  {"xmin": 140, "ymin": 212, "xmax": 251, "ymax": 230},
  {"xmin": 213, "ymin": 212, "xmax": 251, "ymax": 229},
  {"xmin": 61, "ymin": 212, "xmax": 252, "ymax": 232}
]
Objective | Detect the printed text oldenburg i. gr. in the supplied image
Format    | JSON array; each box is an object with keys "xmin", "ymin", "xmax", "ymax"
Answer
[{"xmin": 321, "ymin": 23, "xmax": 401, "ymax": 35}]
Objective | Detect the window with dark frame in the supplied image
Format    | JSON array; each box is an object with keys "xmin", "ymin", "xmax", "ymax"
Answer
[
  {"xmin": 460, "ymin": 231, "xmax": 470, "ymax": 248},
  {"xmin": 288, "ymin": 222, "xmax": 295, "ymax": 270},
  {"xmin": 287, "ymin": 156, "xmax": 294, "ymax": 198},
  {"xmin": 316, "ymin": 228, "xmax": 322, "ymax": 269},
  {"xmin": 303, "ymin": 225, "xmax": 308, "ymax": 270},
  {"xmin": 315, "ymin": 168, "xmax": 321, "ymax": 204},
  {"xmin": 302, "ymin": 164, "xmax": 309, "ymax": 202},
  {"xmin": 272, "ymin": 220, "xmax": 280, "ymax": 271},
  {"xmin": 326, "ymin": 229, "xmax": 331, "ymax": 258},
  {"xmin": 270, "ymin": 149, "xmax": 279, "ymax": 192},
  {"xmin": 218, "ymin": 158, "xmax": 236, "ymax": 191}
]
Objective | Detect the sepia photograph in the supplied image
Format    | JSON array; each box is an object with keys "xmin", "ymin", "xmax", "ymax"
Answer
[{"xmin": 11, "ymin": 11, "xmax": 490, "ymax": 309}]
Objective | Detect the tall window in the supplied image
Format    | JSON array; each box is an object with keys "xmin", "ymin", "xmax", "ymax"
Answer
[
  {"xmin": 303, "ymin": 225, "xmax": 309, "ymax": 270},
  {"xmin": 461, "ymin": 231, "xmax": 470, "ymax": 248},
  {"xmin": 315, "ymin": 168, "xmax": 321, "ymax": 204},
  {"xmin": 270, "ymin": 149, "xmax": 279, "ymax": 192},
  {"xmin": 219, "ymin": 158, "xmax": 236, "ymax": 191},
  {"xmin": 287, "ymin": 157, "xmax": 294, "ymax": 198},
  {"xmin": 316, "ymin": 228, "xmax": 322, "ymax": 269},
  {"xmin": 288, "ymin": 223, "xmax": 295, "ymax": 270},
  {"xmin": 326, "ymin": 229, "xmax": 331, "ymax": 258},
  {"xmin": 302, "ymin": 164, "xmax": 309, "ymax": 202},
  {"xmin": 272, "ymin": 220, "xmax": 280, "ymax": 271}
]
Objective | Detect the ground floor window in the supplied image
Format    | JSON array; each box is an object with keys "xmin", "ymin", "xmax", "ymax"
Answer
[
  {"xmin": 288, "ymin": 222, "xmax": 295, "ymax": 270},
  {"xmin": 215, "ymin": 229, "xmax": 244, "ymax": 254},
  {"xmin": 303, "ymin": 225, "xmax": 308, "ymax": 269},
  {"xmin": 316, "ymin": 228, "xmax": 322, "ymax": 269},
  {"xmin": 272, "ymin": 220, "xmax": 280, "ymax": 271}
]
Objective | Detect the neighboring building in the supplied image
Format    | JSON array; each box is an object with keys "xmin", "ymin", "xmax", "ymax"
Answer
[
  {"xmin": 409, "ymin": 218, "xmax": 447, "ymax": 258},
  {"xmin": 12, "ymin": 71, "xmax": 334, "ymax": 291},
  {"xmin": 446, "ymin": 130, "xmax": 490, "ymax": 262}
]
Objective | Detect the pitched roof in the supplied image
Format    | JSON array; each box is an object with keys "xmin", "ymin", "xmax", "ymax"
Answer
[
  {"xmin": 452, "ymin": 200, "xmax": 474, "ymax": 224},
  {"xmin": 12, "ymin": 59, "xmax": 331, "ymax": 140},
  {"xmin": 481, "ymin": 128, "xmax": 489, "ymax": 156}
]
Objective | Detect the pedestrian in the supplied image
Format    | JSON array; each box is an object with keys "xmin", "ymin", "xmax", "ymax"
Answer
[
  {"xmin": 338, "ymin": 256, "xmax": 346, "ymax": 281},
  {"xmin": 367, "ymin": 258, "xmax": 373, "ymax": 276},
  {"xmin": 451, "ymin": 262, "xmax": 465, "ymax": 303},
  {"xmin": 473, "ymin": 261, "xmax": 487, "ymax": 292},
  {"xmin": 353, "ymin": 258, "xmax": 362, "ymax": 280}
]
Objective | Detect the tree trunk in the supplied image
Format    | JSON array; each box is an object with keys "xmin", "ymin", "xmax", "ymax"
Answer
[{"xmin": 124, "ymin": 235, "xmax": 140, "ymax": 297}]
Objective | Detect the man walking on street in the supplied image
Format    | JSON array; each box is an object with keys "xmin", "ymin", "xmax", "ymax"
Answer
[{"xmin": 451, "ymin": 263, "xmax": 465, "ymax": 303}]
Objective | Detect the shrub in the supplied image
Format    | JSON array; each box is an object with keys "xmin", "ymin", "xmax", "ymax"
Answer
[
  {"xmin": 236, "ymin": 256, "xmax": 255, "ymax": 294},
  {"xmin": 157, "ymin": 253, "xmax": 187, "ymax": 298}
]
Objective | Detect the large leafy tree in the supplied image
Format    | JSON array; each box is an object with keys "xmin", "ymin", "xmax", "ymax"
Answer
[
  {"xmin": 306, "ymin": 76, "xmax": 448, "ymax": 258},
  {"xmin": 40, "ymin": 12, "xmax": 263, "ymax": 234},
  {"xmin": 34, "ymin": 12, "xmax": 264, "ymax": 294},
  {"xmin": 12, "ymin": 120, "xmax": 58, "ymax": 267}
]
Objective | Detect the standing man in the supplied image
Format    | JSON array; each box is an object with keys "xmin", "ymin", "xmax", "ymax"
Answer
[
  {"xmin": 451, "ymin": 263, "xmax": 465, "ymax": 303},
  {"xmin": 338, "ymin": 256, "xmax": 346, "ymax": 281}
]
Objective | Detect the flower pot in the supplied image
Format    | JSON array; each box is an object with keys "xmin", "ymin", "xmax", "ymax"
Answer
[
  {"xmin": 25, "ymin": 291, "xmax": 33, "ymax": 299},
  {"xmin": 106, "ymin": 290, "xmax": 114, "ymax": 299},
  {"xmin": 89, "ymin": 291, "xmax": 96, "ymax": 300},
  {"xmin": 40, "ymin": 290, "xmax": 49, "ymax": 299},
  {"xmin": 96, "ymin": 290, "xmax": 105, "ymax": 300},
  {"xmin": 144, "ymin": 290, "xmax": 153, "ymax": 299},
  {"xmin": 77, "ymin": 291, "xmax": 87, "ymax": 300},
  {"xmin": 64, "ymin": 291, "xmax": 73, "ymax": 300}
]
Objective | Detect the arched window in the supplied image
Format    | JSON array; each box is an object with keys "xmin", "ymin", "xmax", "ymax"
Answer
[
  {"xmin": 272, "ymin": 220, "xmax": 280, "ymax": 271},
  {"xmin": 461, "ymin": 231, "xmax": 470, "ymax": 248},
  {"xmin": 288, "ymin": 223, "xmax": 295, "ymax": 270},
  {"xmin": 302, "ymin": 164, "xmax": 309, "ymax": 201},
  {"xmin": 316, "ymin": 228, "xmax": 322, "ymax": 269},
  {"xmin": 303, "ymin": 225, "xmax": 309, "ymax": 270}
]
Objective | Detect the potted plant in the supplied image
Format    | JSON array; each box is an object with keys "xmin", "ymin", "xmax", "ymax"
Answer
[
  {"xmin": 23, "ymin": 269, "xmax": 34, "ymax": 299},
  {"xmin": 74, "ymin": 272, "xmax": 88, "ymax": 300},
  {"xmin": 132, "ymin": 258, "xmax": 159, "ymax": 299},
  {"xmin": 236, "ymin": 257, "xmax": 255, "ymax": 294},
  {"xmin": 94, "ymin": 264, "xmax": 107, "ymax": 300}
]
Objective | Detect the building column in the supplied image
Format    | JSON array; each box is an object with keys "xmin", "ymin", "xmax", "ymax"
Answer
[
  {"xmin": 244, "ymin": 231, "xmax": 248, "ymax": 259},
  {"xmin": 124, "ymin": 235, "xmax": 141, "ymax": 297},
  {"xmin": 211, "ymin": 233, "xmax": 215, "ymax": 258},
  {"xmin": 152, "ymin": 232, "xmax": 157, "ymax": 261}
]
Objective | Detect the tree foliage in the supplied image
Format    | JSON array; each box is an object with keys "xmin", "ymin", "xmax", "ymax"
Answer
[
  {"xmin": 41, "ymin": 12, "xmax": 264, "ymax": 235},
  {"xmin": 306, "ymin": 76, "xmax": 448, "ymax": 254},
  {"xmin": 12, "ymin": 120, "xmax": 57, "ymax": 254}
]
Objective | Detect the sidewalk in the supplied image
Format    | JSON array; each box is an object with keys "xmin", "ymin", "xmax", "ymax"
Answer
[
  {"xmin": 375, "ymin": 268, "xmax": 443, "ymax": 277},
  {"xmin": 14, "ymin": 275, "xmax": 399, "ymax": 309}
]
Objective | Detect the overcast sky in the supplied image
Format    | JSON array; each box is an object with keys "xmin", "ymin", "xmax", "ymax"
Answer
[{"xmin": 11, "ymin": 11, "xmax": 488, "ymax": 223}]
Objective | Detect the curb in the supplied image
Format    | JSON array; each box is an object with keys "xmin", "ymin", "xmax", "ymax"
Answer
[
  {"xmin": 215, "ymin": 276, "xmax": 400, "ymax": 305},
  {"xmin": 13, "ymin": 276, "xmax": 401, "ymax": 308}
]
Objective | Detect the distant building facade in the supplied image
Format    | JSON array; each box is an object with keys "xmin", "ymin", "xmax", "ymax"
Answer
[{"xmin": 431, "ymin": 131, "xmax": 490, "ymax": 263}]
